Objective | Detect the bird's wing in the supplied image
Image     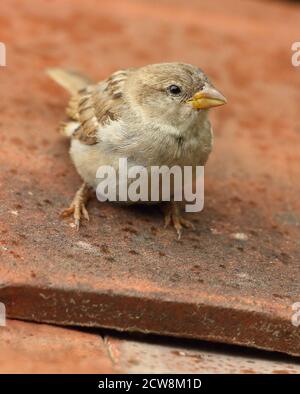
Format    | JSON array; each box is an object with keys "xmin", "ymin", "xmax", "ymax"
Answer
[{"xmin": 67, "ymin": 69, "xmax": 132, "ymax": 145}]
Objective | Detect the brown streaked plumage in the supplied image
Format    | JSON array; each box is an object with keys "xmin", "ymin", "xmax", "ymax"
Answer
[{"xmin": 47, "ymin": 63, "xmax": 226, "ymax": 237}]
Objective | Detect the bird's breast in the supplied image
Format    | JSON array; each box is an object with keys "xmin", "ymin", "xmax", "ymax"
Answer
[{"xmin": 69, "ymin": 118, "xmax": 213, "ymax": 203}]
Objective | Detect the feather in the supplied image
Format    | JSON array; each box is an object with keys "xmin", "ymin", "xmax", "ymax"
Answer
[
  {"xmin": 60, "ymin": 70, "xmax": 130, "ymax": 144},
  {"xmin": 46, "ymin": 68, "xmax": 94, "ymax": 94}
]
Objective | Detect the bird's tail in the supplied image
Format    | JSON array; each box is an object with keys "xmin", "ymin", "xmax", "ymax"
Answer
[{"xmin": 46, "ymin": 68, "xmax": 94, "ymax": 95}]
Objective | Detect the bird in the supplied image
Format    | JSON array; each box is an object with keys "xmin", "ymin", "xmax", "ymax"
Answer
[{"xmin": 47, "ymin": 63, "xmax": 226, "ymax": 238}]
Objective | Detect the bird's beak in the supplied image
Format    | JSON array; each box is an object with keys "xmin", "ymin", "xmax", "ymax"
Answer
[{"xmin": 187, "ymin": 86, "xmax": 227, "ymax": 110}]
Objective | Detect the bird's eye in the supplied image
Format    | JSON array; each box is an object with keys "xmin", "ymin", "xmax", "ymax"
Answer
[{"xmin": 167, "ymin": 85, "xmax": 182, "ymax": 95}]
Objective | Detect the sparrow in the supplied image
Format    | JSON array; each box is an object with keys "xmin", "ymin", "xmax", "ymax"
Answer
[{"xmin": 47, "ymin": 63, "xmax": 226, "ymax": 237}]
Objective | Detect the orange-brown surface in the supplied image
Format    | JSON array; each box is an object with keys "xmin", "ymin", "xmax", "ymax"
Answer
[
  {"xmin": 0, "ymin": 0, "xmax": 300, "ymax": 357},
  {"xmin": 0, "ymin": 320, "xmax": 117, "ymax": 373},
  {"xmin": 1, "ymin": 320, "xmax": 300, "ymax": 374}
]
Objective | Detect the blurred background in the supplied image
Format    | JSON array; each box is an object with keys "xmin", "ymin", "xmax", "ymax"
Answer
[{"xmin": 1, "ymin": 0, "xmax": 300, "ymax": 374}]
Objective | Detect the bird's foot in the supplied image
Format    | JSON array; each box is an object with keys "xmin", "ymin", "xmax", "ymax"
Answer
[
  {"xmin": 162, "ymin": 202, "xmax": 195, "ymax": 239},
  {"xmin": 61, "ymin": 183, "xmax": 91, "ymax": 230}
]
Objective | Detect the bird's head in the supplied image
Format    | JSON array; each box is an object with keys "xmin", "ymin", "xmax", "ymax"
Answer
[{"xmin": 126, "ymin": 62, "xmax": 227, "ymax": 127}]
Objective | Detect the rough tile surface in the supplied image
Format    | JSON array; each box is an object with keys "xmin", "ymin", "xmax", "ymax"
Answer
[
  {"xmin": 2, "ymin": 320, "xmax": 300, "ymax": 374},
  {"xmin": 0, "ymin": 0, "xmax": 300, "ymax": 355},
  {"xmin": 0, "ymin": 320, "xmax": 116, "ymax": 373},
  {"xmin": 105, "ymin": 334, "xmax": 300, "ymax": 374}
]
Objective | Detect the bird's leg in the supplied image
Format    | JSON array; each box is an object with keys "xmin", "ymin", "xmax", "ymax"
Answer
[
  {"xmin": 161, "ymin": 201, "xmax": 195, "ymax": 239},
  {"xmin": 61, "ymin": 182, "xmax": 91, "ymax": 230}
]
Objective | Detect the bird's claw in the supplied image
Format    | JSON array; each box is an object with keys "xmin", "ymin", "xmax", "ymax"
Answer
[
  {"xmin": 60, "ymin": 183, "xmax": 90, "ymax": 230},
  {"xmin": 61, "ymin": 201, "xmax": 89, "ymax": 230},
  {"xmin": 163, "ymin": 203, "xmax": 195, "ymax": 239}
]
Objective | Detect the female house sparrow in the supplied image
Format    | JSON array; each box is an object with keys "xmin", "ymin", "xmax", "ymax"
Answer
[{"xmin": 47, "ymin": 63, "xmax": 226, "ymax": 237}]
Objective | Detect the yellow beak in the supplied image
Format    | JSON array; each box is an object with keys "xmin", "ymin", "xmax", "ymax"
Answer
[{"xmin": 187, "ymin": 87, "xmax": 227, "ymax": 110}]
